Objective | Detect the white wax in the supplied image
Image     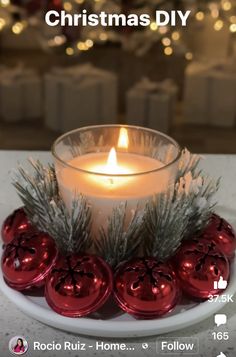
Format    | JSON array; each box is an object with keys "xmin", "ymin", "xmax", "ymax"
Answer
[{"xmin": 56, "ymin": 152, "xmax": 170, "ymax": 238}]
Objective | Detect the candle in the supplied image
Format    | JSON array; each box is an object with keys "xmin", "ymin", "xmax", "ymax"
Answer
[{"xmin": 53, "ymin": 126, "xmax": 180, "ymax": 238}]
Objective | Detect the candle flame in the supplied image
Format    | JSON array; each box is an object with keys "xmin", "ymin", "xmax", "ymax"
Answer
[
  {"xmin": 118, "ymin": 127, "xmax": 129, "ymax": 149},
  {"xmin": 106, "ymin": 147, "xmax": 118, "ymax": 173},
  {"xmin": 105, "ymin": 146, "xmax": 131, "ymax": 176}
]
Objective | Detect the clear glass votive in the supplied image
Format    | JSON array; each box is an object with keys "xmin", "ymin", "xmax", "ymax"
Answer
[{"xmin": 52, "ymin": 125, "xmax": 181, "ymax": 238}]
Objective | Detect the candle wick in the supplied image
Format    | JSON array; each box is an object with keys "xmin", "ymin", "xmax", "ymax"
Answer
[{"xmin": 108, "ymin": 177, "xmax": 114, "ymax": 185}]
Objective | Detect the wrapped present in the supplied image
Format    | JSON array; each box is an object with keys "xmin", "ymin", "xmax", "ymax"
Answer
[
  {"xmin": 126, "ymin": 77, "xmax": 177, "ymax": 133},
  {"xmin": 183, "ymin": 62, "xmax": 210, "ymax": 125},
  {"xmin": 44, "ymin": 74, "xmax": 70, "ymax": 132},
  {"xmin": 44, "ymin": 64, "xmax": 118, "ymax": 132},
  {"xmin": 0, "ymin": 66, "xmax": 42, "ymax": 122},
  {"xmin": 184, "ymin": 60, "xmax": 236, "ymax": 127},
  {"xmin": 208, "ymin": 65, "xmax": 236, "ymax": 127}
]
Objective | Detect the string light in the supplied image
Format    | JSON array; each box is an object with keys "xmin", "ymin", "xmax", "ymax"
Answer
[
  {"xmin": 99, "ymin": 32, "xmax": 108, "ymax": 41},
  {"xmin": 150, "ymin": 22, "xmax": 158, "ymax": 31},
  {"xmin": 12, "ymin": 22, "xmax": 24, "ymax": 35},
  {"xmin": 56, "ymin": 35, "xmax": 66, "ymax": 45},
  {"xmin": 85, "ymin": 39, "xmax": 94, "ymax": 48},
  {"xmin": 164, "ymin": 46, "xmax": 173, "ymax": 56},
  {"xmin": 211, "ymin": 9, "xmax": 219, "ymax": 18},
  {"xmin": 75, "ymin": 0, "xmax": 84, "ymax": 3},
  {"xmin": 230, "ymin": 23, "xmax": 236, "ymax": 32},
  {"xmin": 172, "ymin": 31, "xmax": 180, "ymax": 41},
  {"xmin": 162, "ymin": 37, "xmax": 171, "ymax": 46},
  {"xmin": 0, "ymin": 18, "xmax": 6, "ymax": 31},
  {"xmin": 195, "ymin": 11, "xmax": 205, "ymax": 21},
  {"xmin": 209, "ymin": 2, "xmax": 219, "ymax": 18},
  {"xmin": 78, "ymin": 41, "xmax": 91, "ymax": 51},
  {"xmin": 66, "ymin": 47, "xmax": 74, "ymax": 56},
  {"xmin": 77, "ymin": 41, "xmax": 89, "ymax": 51},
  {"xmin": 77, "ymin": 41, "xmax": 83, "ymax": 50},
  {"xmin": 230, "ymin": 16, "xmax": 236, "ymax": 23},
  {"xmin": 221, "ymin": 0, "xmax": 232, "ymax": 11},
  {"xmin": 159, "ymin": 26, "xmax": 168, "ymax": 34},
  {"xmin": 214, "ymin": 19, "xmax": 224, "ymax": 31},
  {"xmin": 63, "ymin": 1, "xmax": 73, "ymax": 11},
  {"xmin": 48, "ymin": 35, "xmax": 66, "ymax": 47},
  {"xmin": 0, "ymin": 0, "xmax": 10, "ymax": 7},
  {"xmin": 185, "ymin": 52, "xmax": 193, "ymax": 61}
]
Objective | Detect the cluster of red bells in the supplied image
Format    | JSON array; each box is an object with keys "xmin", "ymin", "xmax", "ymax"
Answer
[{"xmin": 1, "ymin": 208, "xmax": 235, "ymax": 319}]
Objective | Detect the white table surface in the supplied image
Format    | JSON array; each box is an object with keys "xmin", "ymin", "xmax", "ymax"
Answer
[{"xmin": 0, "ymin": 151, "xmax": 236, "ymax": 357}]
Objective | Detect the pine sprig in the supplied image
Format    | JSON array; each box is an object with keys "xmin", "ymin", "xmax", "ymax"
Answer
[
  {"xmin": 95, "ymin": 203, "xmax": 144, "ymax": 268},
  {"xmin": 177, "ymin": 172, "xmax": 221, "ymax": 238},
  {"xmin": 143, "ymin": 157, "xmax": 220, "ymax": 260},
  {"xmin": 176, "ymin": 148, "xmax": 201, "ymax": 180},
  {"xmin": 143, "ymin": 188, "xmax": 190, "ymax": 260},
  {"xmin": 13, "ymin": 160, "xmax": 92, "ymax": 254}
]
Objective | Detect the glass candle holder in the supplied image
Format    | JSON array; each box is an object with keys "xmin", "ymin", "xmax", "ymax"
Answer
[{"xmin": 52, "ymin": 125, "xmax": 181, "ymax": 238}]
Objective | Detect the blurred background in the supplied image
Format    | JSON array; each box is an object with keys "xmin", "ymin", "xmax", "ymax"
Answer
[{"xmin": 0, "ymin": 0, "xmax": 236, "ymax": 153}]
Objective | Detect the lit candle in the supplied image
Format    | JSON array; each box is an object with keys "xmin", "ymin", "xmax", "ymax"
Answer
[{"xmin": 53, "ymin": 126, "xmax": 180, "ymax": 238}]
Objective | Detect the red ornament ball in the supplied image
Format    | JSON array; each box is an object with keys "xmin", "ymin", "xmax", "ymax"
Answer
[
  {"xmin": 2, "ymin": 231, "xmax": 57, "ymax": 291},
  {"xmin": 45, "ymin": 254, "xmax": 113, "ymax": 317},
  {"xmin": 114, "ymin": 257, "xmax": 180, "ymax": 319},
  {"xmin": 175, "ymin": 238, "xmax": 229, "ymax": 299},
  {"xmin": 1, "ymin": 208, "xmax": 33, "ymax": 245},
  {"xmin": 201, "ymin": 214, "xmax": 236, "ymax": 259}
]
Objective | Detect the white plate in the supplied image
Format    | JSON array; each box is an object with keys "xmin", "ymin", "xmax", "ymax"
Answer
[{"xmin": 1, "ymin": 246, "xmax": 236, "ymax": 338}]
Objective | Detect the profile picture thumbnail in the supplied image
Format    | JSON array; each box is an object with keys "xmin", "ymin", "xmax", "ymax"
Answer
[{"xmin": 9, "ymin": 336, "xmax": 28, "ymax": 355}]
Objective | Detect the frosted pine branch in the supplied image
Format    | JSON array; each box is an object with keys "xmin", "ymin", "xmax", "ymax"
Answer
[
  {"xmin": 143, "ymin": 188, "xmax": 190, "ymax": 260},
  {"xmin": 177, "ymin": 172, "xmax": 220, "ymax": 238},
  {"xmin": 95, "ymin": 203, "xmax": 145, "ymax": 268},
  {"xmin": 13, "ymin": 160, "xmax": 92, "ymax": 254},
  {"xmin": 144, "ymin": 168, "xmax": 220, "ymax": 260},
  {"xmin": 177, "ymin": 148, "xmax": 201, "ymax": 180}
]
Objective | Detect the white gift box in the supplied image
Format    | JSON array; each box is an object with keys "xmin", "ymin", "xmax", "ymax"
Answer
[
  {"xmin": 208, "ymin": 68, "xmax": 236, "ymax": 127},
  {"xmin": 126, "ymin": 78, "xmax": 177, "ymax": 133},
  {"xmin": 44, "ymin": 64, "xmax": 118, "ymax": 132},
  {"xmin": 0, "ymin": 67, "xmax": 42, "ymax": 122},
  {"xmin": 183, "ymin": 62, "xmax": 210, "ymax": 124},
  {"xmin": 184, "ymin": 60, "xmax": 236, "ymax": 127},
  {"xmin": 44, "ymin": 74, "xmax": 71, "ymax": 132}
]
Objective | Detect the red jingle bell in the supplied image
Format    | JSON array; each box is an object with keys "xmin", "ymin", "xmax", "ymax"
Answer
[
  {"xmin": 174, "ymin": 238, "xmax": 229, "ymax": 299},
  {"xmin": 201, "ymin": 214, "xmax": 236, "ymax": 259},
  {"xmin": 114, "ymin": 257, "xmax": 180, "ymax": 319},
  {"xmin": 45, "ymin": 254, "xmax": 113, "ymax": 317},
  {"xmin": 2, "ymin": 231, "xmax": 57, "ymax": 290},
  {"xmin": 1, "ymin": 207, "xmax": 33, "ymax": 245}
]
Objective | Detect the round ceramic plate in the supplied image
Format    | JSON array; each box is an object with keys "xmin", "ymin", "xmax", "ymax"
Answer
[{"xmin": 1, "ymin": 246, "xmax": 236, "ymax": 338}]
